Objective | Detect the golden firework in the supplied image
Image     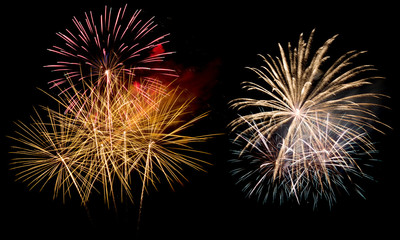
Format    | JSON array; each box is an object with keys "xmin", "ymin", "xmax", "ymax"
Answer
[{"xmin": 10, "ymin": 71, "xmax": 213, "ymax": 208}]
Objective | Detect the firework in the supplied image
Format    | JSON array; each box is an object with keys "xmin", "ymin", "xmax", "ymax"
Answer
[
  {"xmin": 9, "ymin": 74, "xmax": 213, "ymax": 207},
  {"xmin": 45, "ymin": 4, "xmax": 177, "ymax": 88},
  {"xmin": 231, "ymin": 116, "xmax": 375, "ymax": 206},
  {"xmin": 9, "ymin": 107, "xmax": 89, "ymax": 204},
  {"xmin": 229, "ymin": 30, "xmax": 388, "ymax": 206}
]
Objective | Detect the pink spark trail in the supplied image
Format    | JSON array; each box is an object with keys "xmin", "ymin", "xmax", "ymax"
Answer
[{"xmin": 46, "ymin": 4, "xmax": 177, "ymax": 88}]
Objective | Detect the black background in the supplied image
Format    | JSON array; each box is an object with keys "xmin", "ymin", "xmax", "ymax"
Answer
[{"xmin": 2, "ymin": 1, "xmax": 399, "ymax": 239}]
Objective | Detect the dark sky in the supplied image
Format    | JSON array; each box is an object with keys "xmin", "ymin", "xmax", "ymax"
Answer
[{"xmin": 2, "ymin": 1, "xmax": 399, "ymax": 239}]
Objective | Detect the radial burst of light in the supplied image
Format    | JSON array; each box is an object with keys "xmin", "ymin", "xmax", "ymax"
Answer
[
  {"xmin": 229, "ymin": 30, "xmax": 389, "ymax": 206},
  {"xmin": 45, "ymin": 4, "xmax": 177, "ymax": 88},
  {"xmin": 9, "ymin": 74, "xmax": 213, "ymax": 208}
]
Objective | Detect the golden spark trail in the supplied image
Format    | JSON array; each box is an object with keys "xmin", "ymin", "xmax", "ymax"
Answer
[
  {"xmin": 137, "ymin": 140, "xmax": 154, "ymax": 229},
  {"xmin": 9, "ymin": 74, "xmax": 215, "ymax": 208}
]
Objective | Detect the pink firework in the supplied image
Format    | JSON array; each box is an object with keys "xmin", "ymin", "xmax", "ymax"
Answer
[{"xmin": 46, "ymin": 4, "xmax": 177, "ymax": 88}]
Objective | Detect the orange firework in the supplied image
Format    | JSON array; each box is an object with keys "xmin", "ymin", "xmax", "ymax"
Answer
[{"xmin": 9, "ymin": 73, "xmax": 214, "ymax": 208}]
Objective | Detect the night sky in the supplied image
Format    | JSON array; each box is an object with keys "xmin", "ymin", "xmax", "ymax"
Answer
[{"xmin": 2, "ymin": 1, "xmax": 399, "ymax": 238}]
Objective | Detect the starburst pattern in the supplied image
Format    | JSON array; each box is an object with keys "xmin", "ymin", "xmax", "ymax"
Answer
[
  {"xmin": 229, "ymin": 30, "xmax": 388, "ymax": 206},
  {"xmin": 9, "ymin": 75, "xmax": 212, "ymax": 207},
  {"xmin": 45, "ymin": 4, "xmax": 177, "ymax": 88}
]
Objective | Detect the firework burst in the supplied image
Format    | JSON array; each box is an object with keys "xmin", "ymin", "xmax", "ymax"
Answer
[
  {"xmin": 9, "ymin": 74, "xmax": 213, "ymax": 208},
  {"xmin": 229, "ymin": 30, "xmax": 389, "ymax": 206},
  {"xmin": 45, "ymin": 4, "xmax": 177, "ymax": 88},
  {"xmin": 9, "ymin": 107, "xmax": 90, "ymax": 204}
]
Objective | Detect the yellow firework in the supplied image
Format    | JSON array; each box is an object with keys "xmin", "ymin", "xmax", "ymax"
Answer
[
  {"xmin": 9, "ymin": 71, "xmax": 213, "ymax": 208},
  {"xmin": 229, "ymin": 30, "xmax": 389, "ymax": 205},
  {"xmin": 9, "ymin": 107, "xmax": 90, "ymax": 204}
]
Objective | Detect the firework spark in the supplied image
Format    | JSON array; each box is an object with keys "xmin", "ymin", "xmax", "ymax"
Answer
[
  {"xmin": 45, "ymin": 4, "xmax": 177, "ymax": 88},
  {"xmin": 9, "ymin": 74, "xmax": 213, "ymax": 208},
  {"xmin": 229, "ymin": 30, "xmax": 389, "ymax": 206},
  {"xmin": 9, "ymin": 107, "xmax": 89, "ymax": 204}
]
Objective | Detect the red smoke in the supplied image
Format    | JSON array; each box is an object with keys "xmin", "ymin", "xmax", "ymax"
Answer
[
  {"xmin": 138, "ymin": 43, "xmax": 221, "ymax": 111},
  {"xmin": 150, "ymin": 44, "xmax": 166, "ymax": 57},
  {"xmin": 172, "ymin": 59, "xmax": 221, "ymax": 104}
]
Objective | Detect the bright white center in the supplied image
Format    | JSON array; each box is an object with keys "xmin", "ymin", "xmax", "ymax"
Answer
[{"xmin": 294, "ymin": 108, "xmax": 301, "ymax": 117}]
